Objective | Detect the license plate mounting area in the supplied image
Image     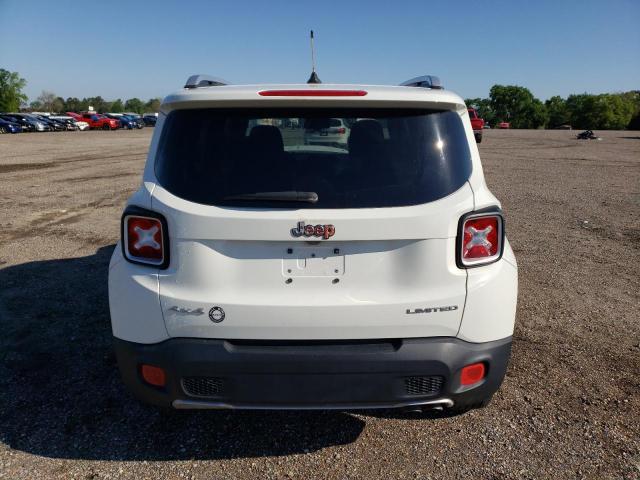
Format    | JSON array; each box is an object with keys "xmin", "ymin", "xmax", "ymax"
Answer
[{"xmin": 282, "ymin": 247, "xmax": 344, "ymax": 277}]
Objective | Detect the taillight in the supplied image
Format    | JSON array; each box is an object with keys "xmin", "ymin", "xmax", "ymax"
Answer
[
  {"xmin": 121, "ymin": 207, "xmax": 169, "ymax": 268},
  {"xmin": 457, "ymin": 210, "xmax": 504, "ymax": 267},
  {"xmin": 336, "ymin": 127, "xmax": 346, "ymax": 134}
]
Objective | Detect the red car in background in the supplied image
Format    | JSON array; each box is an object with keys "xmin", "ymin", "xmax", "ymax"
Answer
[
  {"xmin": 67, "ymin": 112, "xmax": 118, "ymax": 130},
  {"xmin": 467, "ymin": 108, "xmax": 484, "ymax": 143},
  {"xmin": 498, "ymin": 122, "xmax": 511, "ymax": 129}
]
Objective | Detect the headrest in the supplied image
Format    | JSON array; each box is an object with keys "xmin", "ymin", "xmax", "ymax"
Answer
[
  {"xmin": 249, "ymin": 125, "xmax": 284, "ymax": 154},
  {"xmin": 348, "ymin": 120, "xmax": 384, "ymax": 155}
]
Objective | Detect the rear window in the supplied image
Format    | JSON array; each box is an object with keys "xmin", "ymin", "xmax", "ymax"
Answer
[{"xmin": 155, "ymin": 108, "xmax": 472, "ymax": 209}]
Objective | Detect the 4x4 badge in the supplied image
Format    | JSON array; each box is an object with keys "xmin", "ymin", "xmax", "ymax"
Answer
[{"xmin": 291, "ymin": 221, "xmax": 335, "ymax": 239}]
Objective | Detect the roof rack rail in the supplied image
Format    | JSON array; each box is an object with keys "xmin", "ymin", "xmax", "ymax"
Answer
[
  {"xmin": 400, "ymin": 75, "xmax": 443, "ymax": 90},
  {"xmin": 184, "ymin": 74, "xmax": 230, "ymax": 89}
]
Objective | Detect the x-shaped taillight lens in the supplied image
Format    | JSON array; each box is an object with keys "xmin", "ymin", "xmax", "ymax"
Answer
[
  {"xmin": 460, "ymin": 214, "xmax": 503, "ymax": 267},
  {"xmin": 123, "ymin": 215, "xmax": 165, "ymax": 265}
]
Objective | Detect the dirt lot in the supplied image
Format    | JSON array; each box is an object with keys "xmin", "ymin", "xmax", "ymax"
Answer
[{"xmin": 0, "ymin": 129, "xmax": 638, "ymax": 479}]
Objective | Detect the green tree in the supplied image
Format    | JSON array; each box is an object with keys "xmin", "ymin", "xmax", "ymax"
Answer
[
  {"xmin": 144, "ymin": 97, "xmax": 161, "ymax": 113},
  {"xmin": 55, "ymin": 96, "xmax": 66, "ymax": 112},
  {"xmin": 0, "ymin": 69, "xmax": 28, "ymax": 112},
  {"xmin": 85, "ymin": 96, "xmax": 110, "ymax": 113},
  {"xmin": 124, "ymin": 97, "xmax": 144, "ymax": 113},
  {"xmin": 110, "ymin": 98, "xmax": 124, "ymax": 112},
  {"xmin": 529, "ymin": 98, "xmax": 549, "ymax": 129},
  {"xmin": 64, "ymin": 97, "xmax": 79, "ymax": 112},
  {"xmin": 465, "ymin": 97, "xmax": 496, "ymax": 126},
  {"xmin": 603, "ymin": 94, "xmax": 636, "ymax": 129},
  {"xmin": 489, "ymin": 85, "xmax": 548, "ymax": 128},
  {"xmin": 545, "ymin": 96, "xmax": 570, "ymax": 128},
  {"xmin": 566, "ymin": 93, "xmax": 636, "ymax": 130}
]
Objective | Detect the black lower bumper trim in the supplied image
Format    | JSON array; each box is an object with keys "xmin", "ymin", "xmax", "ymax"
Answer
[{"xmin": 114, "ymin": 336, "xmax": 512, "ymax": 410}]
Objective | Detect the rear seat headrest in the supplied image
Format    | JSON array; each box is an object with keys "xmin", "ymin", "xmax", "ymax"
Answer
[
  {"xmin": 249, "ymin": 125, "xmax": 284, "ymax": 154},
  {"xmin": 348, "ymin": 120, "xmax": 384, "ymax": 155}
]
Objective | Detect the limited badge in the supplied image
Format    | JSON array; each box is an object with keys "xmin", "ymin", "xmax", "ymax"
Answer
[{"xmin": 208, "ymin": 306, "xmax": 225, "ymax": 323}]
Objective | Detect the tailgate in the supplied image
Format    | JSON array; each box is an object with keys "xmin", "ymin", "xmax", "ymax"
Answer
[{"xmin": 153, "ymin": 183, "xmax": 471, "ymax": 340}]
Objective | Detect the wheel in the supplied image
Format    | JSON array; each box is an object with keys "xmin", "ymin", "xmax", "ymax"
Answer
[
  {"xmin": 102, "ymin": 124, "xmax": 110, "ymax": 130},
  {"xmin": 0, "ymin": 126, "xmax": 6, "ymax": 134},
  {"xmin": 475, "ymin": 133, "xmax": 483, "ymax": 143}
]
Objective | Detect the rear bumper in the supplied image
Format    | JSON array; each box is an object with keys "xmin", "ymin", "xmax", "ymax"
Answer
[{"xmin": 114, "ymin": 336, "xmax": 512, "ymax": 410}]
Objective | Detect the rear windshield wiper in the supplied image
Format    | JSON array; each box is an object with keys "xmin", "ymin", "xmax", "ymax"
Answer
[{"xmin": 224, "ymin": 191, "xmax": 319, "ymax": 204}]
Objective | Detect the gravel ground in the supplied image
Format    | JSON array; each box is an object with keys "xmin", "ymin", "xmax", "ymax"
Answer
[{"xmin": 0, "ymin": 129, "xmax": 638, "ymax": 479}]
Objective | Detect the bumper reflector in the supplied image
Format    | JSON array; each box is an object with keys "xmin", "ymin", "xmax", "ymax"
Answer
[
  {"xmin": 141, "ymin": 364, "xmax": 166, "ymax": 387},
  {"xmin": 460, "ymin": 362, "xmax": 486, "ymax": 386}
]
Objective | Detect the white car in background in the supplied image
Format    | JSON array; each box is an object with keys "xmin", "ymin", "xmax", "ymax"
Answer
[
  {"xmin": 74, "ymin": 120, "xmax": 90, "ymax": 131},
  {"xmin": 50, "ymin": 115, "xmax": 90, "ymax": 131},
  {"xmin": 108, "ymin": 74, "xmax": 518, "ymax": 415},
  {"xmin": 303, "ymin": 117, "xmax": 350, "ymax": 149}
]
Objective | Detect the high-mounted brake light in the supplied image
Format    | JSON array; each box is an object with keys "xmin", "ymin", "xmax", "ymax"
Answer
[
  {"xmin": 258, "ymin": 90, "xmax": 368, "ymax": 97},
  {"xmin": 121, "ymin": 207, "xmax": 170, "ymax": 269},
  {"xmin": 457, "ymin": 210, "xmax": 504, "ymax": 267}
]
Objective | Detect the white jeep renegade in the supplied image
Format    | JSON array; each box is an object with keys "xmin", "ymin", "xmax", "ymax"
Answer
[{"xmin": 108, "ymin": 74, "xmax": 518, "ymax": 413}]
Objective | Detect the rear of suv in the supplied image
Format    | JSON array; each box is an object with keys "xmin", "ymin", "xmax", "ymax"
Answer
[{"xmin": 109, "ymin": 74, "xmax": 518, "ymax": 414}]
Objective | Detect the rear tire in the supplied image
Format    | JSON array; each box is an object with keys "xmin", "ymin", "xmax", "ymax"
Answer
[
  {"xmin": 475, "ymin": 133, "xmax": 483, "ymax": 143},
  {"xmin": 0, "ymin": 126, "xmax": 6, "ymax": 134},
  {"xmin": 102, "ymin": 124, "xmax": 110, "ymax": 131}
]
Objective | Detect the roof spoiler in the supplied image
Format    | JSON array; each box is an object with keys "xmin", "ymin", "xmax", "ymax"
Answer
[
  {"xmin": 400, "ymin": 75, "xmax": 443, "ymax": 90},
  {"xmin": 184, "ymin": 74, "xmax": 230, "ymax": 89}
]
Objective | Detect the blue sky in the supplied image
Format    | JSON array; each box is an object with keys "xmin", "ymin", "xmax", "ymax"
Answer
[{"xmin": 1, "ymin": 0, "xmax": 638, "ymax": 102}]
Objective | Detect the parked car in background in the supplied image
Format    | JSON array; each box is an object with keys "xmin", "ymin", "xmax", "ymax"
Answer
[
  {"xmin": 105, "ymin": 113, "xmax": 136, "ymax": 130},
  {"xmin": 129, "ymin": 115, "xmax": 145, "ymax": 129},
  {"xmin": 4, "ymin": 113, "xmax": 50, "ymax": 132},
  {"xmin": 121, "ymin": 115, "xmax": 138, "ymax": 129},
  {"xmin": 467, "ymin": 108, "xmax": 484, "ymax": 143},
  {"xmin": 0, "ymin": 115, "xmax": 32, "ymax": 132},
  {"xmin": 498, "ymin": 122, "xmax": 510, "ymax": 129},
  {"xmin": 143, "ymin": 114, "xmax": 157, "ymax": 126},
  {"xmin": 31, "ymin": 114, "xmax": 66, "ymax": 132},
  {"xmin": 0, "ymin": 117, "xmax": 22, "ymax": 133},
  {"xmin": 123, "ymin": 113, "xmax": 145, "ymax": 129},
  {"xmin": 303, "ymin": 117, "xmax": 350, "ymax": 148},
  {"xmin": 50, "ymin": 115, "xmax": 89, "ymax": 131},
  {"xmin": 68, "ymin": 112, "xmax": 118, "ymax": 130}
]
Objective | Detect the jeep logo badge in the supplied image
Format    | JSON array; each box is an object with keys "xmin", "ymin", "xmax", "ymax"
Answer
[{"xmin": 291, "ymin": 221, "xmax": 335, "ymax": 239}]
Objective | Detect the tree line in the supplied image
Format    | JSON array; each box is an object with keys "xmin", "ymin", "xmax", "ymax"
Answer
[
  {"xmin": 2, "ymin": 68, "xmax": 639, "ymax": 128},
  {"xmin": 29, "ymin": 91, "xmax": 162, "ymax": 115},
  {"xmin": 466, "ymin": 85, "xmax": 640, "ymax": 130}
]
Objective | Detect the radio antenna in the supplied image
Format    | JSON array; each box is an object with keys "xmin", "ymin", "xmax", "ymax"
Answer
[{"xmin": 307, "ymin": 30, "xmax": 321, "ymax": 84}]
